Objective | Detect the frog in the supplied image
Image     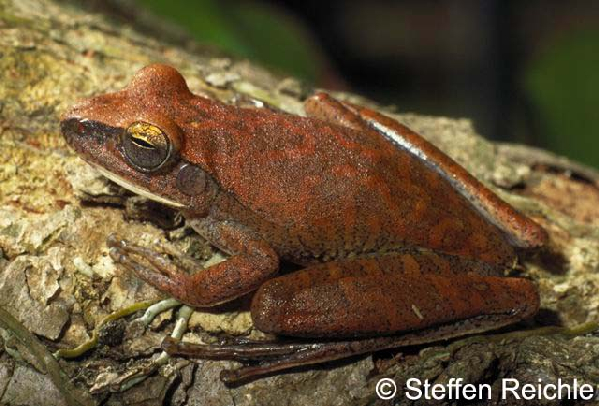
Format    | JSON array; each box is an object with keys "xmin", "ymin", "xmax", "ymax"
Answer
[{"xmin": 60, "ymin": 64, "xmax": 547, "ymax": 384}]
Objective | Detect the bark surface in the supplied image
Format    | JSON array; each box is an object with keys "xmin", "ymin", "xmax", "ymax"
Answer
[{"xmin": 1, "ymin": 1, "xmax": 598, "ymax": 405}]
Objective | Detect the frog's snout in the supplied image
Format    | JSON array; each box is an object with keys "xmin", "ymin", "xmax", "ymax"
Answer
[
  {"xmin": 60, "ymin": 117, "xmax": 100, "ymax": 151},
  {"xmin": 59, "ymin": 117, "xmax": 85, "ymax": 142},
  {"xmin": 60, "ymin": 116, "xmax": 123, "ymax": 149}
]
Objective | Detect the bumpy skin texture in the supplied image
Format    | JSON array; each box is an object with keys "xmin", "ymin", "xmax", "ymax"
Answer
[{"xmin": 61, "ymin": 64, "xmax": 545, "ymax": 339}]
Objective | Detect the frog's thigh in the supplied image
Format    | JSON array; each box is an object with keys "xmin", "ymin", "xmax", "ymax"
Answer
[{"xmin": 250, "ymin": 256, "xmax": 539, "ymax": 338}]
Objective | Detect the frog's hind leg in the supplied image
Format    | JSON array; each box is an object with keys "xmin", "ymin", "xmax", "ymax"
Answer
[
  {"xmin": 305, "ymin": 92, "xmax": 547, "ymax": 250},
  {"xmin": 163, "ymin": 311, "xmax": 532, "ymax": 385},
  {"xmin": 250, "ymin": 254, "xmax": 539, "ymax": 338},
  {"xmin": 165, "ymin": 319, "xmax": 599, "ymax": 386},
  {"xmin": 164, "ymin": 253, "xmax": 539, "ymax": 384}
]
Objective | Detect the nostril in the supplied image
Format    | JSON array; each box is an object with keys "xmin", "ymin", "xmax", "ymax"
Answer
[
  {"xmin": 59, "ymin": 118, "xmax": 120, "ymax": 144},
  {"xmin": 60, "ymin": 118, "xmax": 84, "ymax": 139}
]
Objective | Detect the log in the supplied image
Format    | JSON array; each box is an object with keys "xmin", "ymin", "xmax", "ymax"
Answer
[{"xmin": 1, "ymin": 0, "xmax": 598, "ymax": 404}]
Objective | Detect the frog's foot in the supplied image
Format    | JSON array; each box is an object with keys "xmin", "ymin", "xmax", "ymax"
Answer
[
  {"xmin": 163, "ymin": 320, "xmax": 599, "ymax": 386},
  {"xmin": 161, "ymin": 333, "xmax": 448, "ymax": 385},
  {"xmin": 107, "ymin": 220, "xmax": 280, "ymax": 307},
  {"xmin": 162, "ymin": 311, "xmax": 531, "ymax": 386},
  {"xmin": 107, "ymin": 234, "xmax": 193, "ymax": 301},
  {"xmin": 161, "ymin": 335, "xmax": 398, "ymax": 385}
]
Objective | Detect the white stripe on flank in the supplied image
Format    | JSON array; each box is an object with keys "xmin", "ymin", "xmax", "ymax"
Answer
[
  {"xmin": 369, "ymin": 118, "xmax": 512, "ymax": 241},
  {"xmin": 370, "ymin": 120, "xmax": 429, "ymax": 162}
]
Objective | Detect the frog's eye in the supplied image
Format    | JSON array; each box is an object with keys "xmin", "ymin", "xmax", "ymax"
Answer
[{"xmin": 122, "ymin": 122, "xmax": 173, "ymax": 171}]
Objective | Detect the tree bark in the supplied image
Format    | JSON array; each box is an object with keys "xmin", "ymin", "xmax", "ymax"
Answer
[{"xmin": 1, "ymin": 0, "xmax": 598, "ymax": 405}]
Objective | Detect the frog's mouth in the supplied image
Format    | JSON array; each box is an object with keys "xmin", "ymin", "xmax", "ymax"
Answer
[{"xmin": 91, "ymin": 163, "xmax": 186, "ymax": 209}]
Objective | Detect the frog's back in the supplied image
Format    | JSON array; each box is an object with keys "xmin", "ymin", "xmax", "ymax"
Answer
[{"xmin": 184, "ymin": 103, "xmax": 515, "ymax": 267}]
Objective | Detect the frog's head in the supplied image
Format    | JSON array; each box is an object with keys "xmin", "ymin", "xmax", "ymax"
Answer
[{"xmin": 60, "ymin": 64, "xmax": 218, "ymax": 214}]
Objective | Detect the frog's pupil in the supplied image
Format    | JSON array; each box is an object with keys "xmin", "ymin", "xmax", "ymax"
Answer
[{"xmin": 132, "ymin": 136, "xmax": 156, "ymax": 149}]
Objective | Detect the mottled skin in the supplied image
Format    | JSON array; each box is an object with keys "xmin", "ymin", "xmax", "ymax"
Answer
[{"xmin": 61, "ymin": 64, "xmax": 546, "ymax": 381}]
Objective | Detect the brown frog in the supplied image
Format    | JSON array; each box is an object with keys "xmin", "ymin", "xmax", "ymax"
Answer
[{"xmin": 60, "ymin": 64, "xmax": 546, "ymax": 383}]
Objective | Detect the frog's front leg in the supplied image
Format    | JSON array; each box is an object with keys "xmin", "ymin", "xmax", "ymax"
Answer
[{"xmin": 108, "ymin": 218, "xmax": 279, "ymax": 306}]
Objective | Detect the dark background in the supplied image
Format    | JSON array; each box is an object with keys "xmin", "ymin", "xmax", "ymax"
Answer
[{"xmin": 102, "ymin": 0, "xmax": 599, "ymax": 169}]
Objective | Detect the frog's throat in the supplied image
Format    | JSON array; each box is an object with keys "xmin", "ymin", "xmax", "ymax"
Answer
[{"xmin": 92, "ymin": 164, "xmax": 186, "ymax": 208}]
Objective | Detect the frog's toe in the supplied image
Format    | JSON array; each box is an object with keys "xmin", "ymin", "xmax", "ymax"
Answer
[
  {"xmin": 109, "ymin": 241, "xmax": 182, "ymax": 277},
  {"xmin": 119, "ymin": 253, "xmax": 184, "ymax": 294},
  {"xmin": 126, "ymin": 245, "xmax": 177, "ymax": 273}
]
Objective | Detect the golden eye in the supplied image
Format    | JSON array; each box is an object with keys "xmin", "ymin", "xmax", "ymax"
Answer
[{"xmin": 122, "ymin": 122, "xmax": 171, "ymax": 171}]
